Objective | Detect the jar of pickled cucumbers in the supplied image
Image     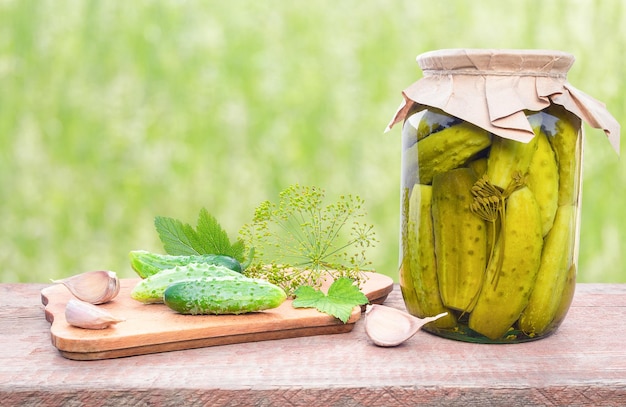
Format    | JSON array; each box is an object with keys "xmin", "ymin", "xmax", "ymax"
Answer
[{"xmin": 387, "ymin": 49, "xmax": 620, "ymax": 343}]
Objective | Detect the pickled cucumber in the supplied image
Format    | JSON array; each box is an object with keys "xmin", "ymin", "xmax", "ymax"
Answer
[
  {"xmin": 399, "ymin": 187, "xmax": 420, "ymax": 315},
  {"xmin": 412, "ymin": 122, "xmax": 492, "ymax": 185},
  {"xmin": 467, "ymin": 157, "xmax": 488, "ymax": 178},
  {"xmin": 468, "ymin": 187, "xmax": 543, "ymax": 340},
  {"xmin": 399, "ymin": 184, "xmax": 455, "ymax": 328},
  {"xmin": 416, "ymin": 108, "xmax": 462, "ymax": 141},
  {"xmin": 547, "ymin": 263, "xmax": 577, "ymax": 331},
  {"xmin": 519, "ymin": 204, "xmax": 577, "ymax": 336},
  {"xmin": 486, "ymin": 134, "xmax": 538, "ymax": 190},
  {"xmin": 545, "ymin": 105, "xmax": 581, "ymax": 205},
  {"xmin": 432, "ymin": 168, "xmax": 488, "ymax": 312},
  {"xmin": 526, "ymin": 124, "xmax": 559, "ymax": 236}
]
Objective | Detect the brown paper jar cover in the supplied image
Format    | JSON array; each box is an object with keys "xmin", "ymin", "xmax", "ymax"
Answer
[{"xmin": 387, "ymin": 48, "xmax": 620, "ymax": 152}]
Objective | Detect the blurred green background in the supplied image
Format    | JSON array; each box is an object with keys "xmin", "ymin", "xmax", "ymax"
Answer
[{"xmin": 1, "ymin": 0, "xmax": 623, "ymax": 283}]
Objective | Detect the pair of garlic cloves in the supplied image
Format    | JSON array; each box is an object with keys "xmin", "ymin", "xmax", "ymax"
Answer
[
  {"xmin": 65, "ymin": 299, "xmax": 125, "ymax": 330},
  {"xmin": 51, "ymin": 270, "xmax": 120, "ymax": 304},
  {"xmin": 364, "ymin": 304, "xmax": 448, "ymax": 347},
  {"xmin": 52, "ymin": 270, "xmax": 124, "ymax": 330}
]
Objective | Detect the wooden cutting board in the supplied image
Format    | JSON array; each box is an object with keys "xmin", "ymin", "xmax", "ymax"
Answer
[{"xmin": 41, "ymin": 272, "xmax": 393, "ymax": 360}]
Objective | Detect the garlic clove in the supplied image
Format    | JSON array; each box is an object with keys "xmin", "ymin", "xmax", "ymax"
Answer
[
  {"xmin": 65, "ymin": 298, "xmax": 125, "ymax": 330},
  {"xmin": 51, "ymin": 270, "xmax": 120, "ymax": 304},
  {"xmin": 364, "ymin": 304, "xmax": 447, "ymax": 347}
]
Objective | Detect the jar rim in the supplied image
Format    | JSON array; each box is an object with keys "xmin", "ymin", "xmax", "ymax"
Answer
[{"xmin": 416, "ymin": 49, "xmax": 575, "ymax": 77}]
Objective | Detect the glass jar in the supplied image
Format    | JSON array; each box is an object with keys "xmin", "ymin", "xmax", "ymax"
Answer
[{"xmin": 388, "ymin": 49, "xmax": 620, "ymax": 343}]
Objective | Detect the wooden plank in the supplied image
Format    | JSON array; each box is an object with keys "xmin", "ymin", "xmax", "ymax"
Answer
[
  {"xmin": 1, "ymin": 283, "xmax": 626, "ymax": 406},
  {"xmin": 40, "ymin": 272, "xmax": 393, "ymax": 360}
]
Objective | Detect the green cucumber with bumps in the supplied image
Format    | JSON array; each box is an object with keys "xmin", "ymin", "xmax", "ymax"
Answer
[
  {"xmin": 486, "ymin": 132, "xmax": 538, "ymax": 190},
  {"xmin": 545, "ymin": 105, "xmax": 581, "ymax": 205},
  {"xmin": 431, "ymin": 167, "xmax": 488, "ymax": 312},
  {"xmin": 163, "ymin": 277, "xmax": 287, "ymax": 315},
  {"xmin": 518, "ymin": 204, "xmax": 577, "ymax": 336},
  {"xmin": 468, "ymin": 187, "xmax": 544, "ymax": 340},
  {"xmin": 526, "ymin": 123, "xmax": 559, "ymax": 237},
  {"xmin": 129, "ymin": 250, "xmax": 243, "ymax": 278},
  {"xmin": 400, "ymin": 184, "xmax": 456, "ymax": 328},
  {"xmin": 412, "ymin": 121, "xmax": 492, "ymax": 185},
  {"xmin": 131, "ymin": 263, "xmax": 244, "ymax": 304}
]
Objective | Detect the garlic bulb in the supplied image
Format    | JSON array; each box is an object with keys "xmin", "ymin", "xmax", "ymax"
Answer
[
  {"xmin": 51, "ymin": 270, "xmax": 120, "ymax": 304},
  {"xmin": 364, "ymin": 304, "xmax": 447, "ymax": 347},
  {"xmin": 65, "ymin": 299, "xmax": 125, "ymax": 330}
]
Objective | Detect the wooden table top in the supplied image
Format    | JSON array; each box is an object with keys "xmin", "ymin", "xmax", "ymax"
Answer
[{"xmin": 1, "ymin": 282, "xmax": 625, "ymax": 406}]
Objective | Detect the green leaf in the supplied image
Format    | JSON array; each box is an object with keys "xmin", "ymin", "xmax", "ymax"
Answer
[
  {"xmin": 196, "ymin": 208, "xmax": 236, "ymax": 256},
  {"xmin": 292, "ymin": 278, "xmax": 369, "ymax": 323},
  {"xmin": 228, "ymin": 239, "xmax": 246, "ymax": 263},
  {"xmin": 154, "ymin": 209, "xmax": 246, "ymax": 262},
  {"xmin": 154, "ymin": 216, "xmax": 200, "ymax": 256}
]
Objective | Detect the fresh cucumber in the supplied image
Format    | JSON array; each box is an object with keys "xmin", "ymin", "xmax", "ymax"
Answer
[
  {"xmin": 129, "ymin": 250, "xmax": 243, "ymax": 278},
  {"xmin": 130, "ymin": 263, "xmax": 244, "ymax": 304},
  {"xmin": 163, "ymin": 277, "xmax": 287, "ymax": 315}
]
